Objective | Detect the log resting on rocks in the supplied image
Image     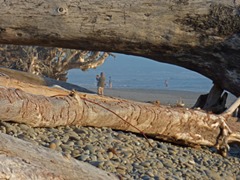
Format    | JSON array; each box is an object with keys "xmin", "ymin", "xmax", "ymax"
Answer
[
  {"xmin": 0, "ymin": 1, "xmax": 240, "ymax": 96},
  {"xmin": 0, "ymin": 75, "xmax": 240, "ymax": 156},
  {"xmin": 0, "ymin": 132, "xmax": 117, "ymax": 180}
]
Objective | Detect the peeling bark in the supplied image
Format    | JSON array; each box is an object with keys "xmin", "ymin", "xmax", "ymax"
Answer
[{"xmin": 0, "ymin": 75, "xmax": 239, "ymax": 156}]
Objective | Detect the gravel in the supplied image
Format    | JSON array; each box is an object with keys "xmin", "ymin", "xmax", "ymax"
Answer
[{"xmin": 0, "ymin": 121, "xmax": 239, "ymax": 179}]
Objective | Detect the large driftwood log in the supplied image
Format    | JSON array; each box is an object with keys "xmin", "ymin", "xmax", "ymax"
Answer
[
  {"xmin": 0, "ymin": 1, "xmax": 240, "ymax": 96},
  {"xmin": 0, "ymin": 75, "xmax": 240, "ymax": 156},
  {"xmin": 0, "ymin": 132, "xmax": 117, "ymax": 180}
]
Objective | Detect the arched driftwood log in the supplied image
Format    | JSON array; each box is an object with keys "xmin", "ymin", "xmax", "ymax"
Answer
[{"xmin": 0, "ymin": 1, "xmax": 240, "ymax": 96}]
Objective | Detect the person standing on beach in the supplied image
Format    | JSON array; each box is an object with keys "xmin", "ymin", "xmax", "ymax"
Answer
[
  {"xmin": 164, "ymin": 79, "xmax": 168, "ymax": 87},
  {"xmin": 97, "ymin": 72, "xmax": 106, "ymax": 95},
  {"xmin": 109, "ymin": 76, "xmax": 112, "ymax": 89}
]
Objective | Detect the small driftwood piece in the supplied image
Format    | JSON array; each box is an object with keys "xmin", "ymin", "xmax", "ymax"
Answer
[
  {"xmin": 0, "ymin": 75, "xmax": 240, "ymax": 156},
  {"xmin": 0, "ymin": 132, "xmax": 117, "ymax": 180},
  {"xmin": 192, "ymin": 84, "xmax": 228, "ymax": 114}
]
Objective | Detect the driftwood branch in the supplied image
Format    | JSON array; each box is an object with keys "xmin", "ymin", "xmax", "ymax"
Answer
[
  {"xmin": 223, "ymin": 98, "xmax": 240, "ymax": 117},
  {"xmin": 192, "ymin": 84, "xmax": 228, "ymax": 114}
]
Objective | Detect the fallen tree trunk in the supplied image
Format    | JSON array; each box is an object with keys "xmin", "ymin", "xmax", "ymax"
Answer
[
  {"xmin": 0, "ymin": 1, "xmax": 240, "ymax": 96},
  {"xmin": 0, "ymin": 132, "xmax": 117, "ymax": 180},
  {"xmin": 0, "ymin": 75, "xmax": 239, "ymax": 156}
]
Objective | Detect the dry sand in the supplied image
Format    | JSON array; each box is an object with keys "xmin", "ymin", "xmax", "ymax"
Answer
[{"xmin": 89, "ymin": 88, "xmax": 236, "ymax": 108}]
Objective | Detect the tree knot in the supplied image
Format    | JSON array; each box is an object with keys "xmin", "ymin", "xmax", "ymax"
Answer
[{"xmin": 50, "ymin": 5, "xmax": 68, "ymax": 16}]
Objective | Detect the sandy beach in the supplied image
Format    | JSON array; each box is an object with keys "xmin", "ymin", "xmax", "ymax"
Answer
[{"xmin": 89, "ymin": 88, "xmax": 236, "ymax": 108}]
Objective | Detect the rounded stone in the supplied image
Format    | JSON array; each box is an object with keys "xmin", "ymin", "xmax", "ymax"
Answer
[
  {"xmin": 84, "ymin": 145, "xmax": 96, "ymax": 153},
  {"xmin": 79, "ymin": 154, "xmax": 89, "ymax": 161},
  {"xmin": 49, "ymin": 143, "xmax": 57, "ymax": 150},
  {"xmin": 52, "ymin": 139, "xmax": 62, "ymax": 146}
]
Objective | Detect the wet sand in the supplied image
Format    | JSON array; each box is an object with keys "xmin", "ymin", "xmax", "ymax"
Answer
[{"xmin": 89, "ymin": 88, "xmax": 236, "ymax": 108}]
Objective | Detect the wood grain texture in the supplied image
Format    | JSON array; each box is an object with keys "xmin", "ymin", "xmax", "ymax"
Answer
[
  {"xmin": 0, "ymin": 73, "xmax": 239, "ymax": 154},
  {"xmin": 0, "ymin": 1, "xmax": 240, "ymax": 96},
  {"xmin": 0, "ymin": 133, "xmax": 117, "ymax": 180}
]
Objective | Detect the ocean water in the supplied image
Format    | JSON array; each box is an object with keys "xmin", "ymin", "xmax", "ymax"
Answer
[{"xmin": 67, "ymin": 53, "xmax": 212, "ymax": 93}]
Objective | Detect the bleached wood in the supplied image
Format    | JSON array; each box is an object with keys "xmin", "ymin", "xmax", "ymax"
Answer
[
  {"xmin": 223, "ymin": 97, "xmax": 240, "ymax": 116},
  {"xmin": 0, "ymin": 133, "xmax": 117, "ymax": 180},
  {"xmin": 0, "ymin": 74, "xmax": 239, "ymax": 156}
]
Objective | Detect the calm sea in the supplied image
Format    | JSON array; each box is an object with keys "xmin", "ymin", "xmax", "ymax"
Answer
[{"xmin": 67, "ymin": 53, "xmax": 212, "ymax": 93}]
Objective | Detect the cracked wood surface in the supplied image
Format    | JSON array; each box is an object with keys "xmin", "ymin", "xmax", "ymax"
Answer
[
  {"xmin": 0, "ymin": 1, "xmax": 240, "ymax": 96},
  {"xmin": 0, "ymin": 75, "xmax": 239, "ymax": 150}
]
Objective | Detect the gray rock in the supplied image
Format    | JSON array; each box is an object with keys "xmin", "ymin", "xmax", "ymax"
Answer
[
  {"xmin": 84, "ymin": 144, "xmax": 96, "ymax": 153},
  {"xmin": 79, "ymin": 154, "xmax": 89, "ymax": 161},
  {"xmin": 67, "ymin": 131, "xmax": 80, "ymax": 140},
  {"xmin": 146, "ymin": 170, "xmax": 155, "ymax": 177},
  {"xmin": 204, "ymin": 169, "xmax": 222, "ymax": 180},
  {"xmin": 52, "ymin": 139, "xmax": 62, "ymax": 146},
  {"xmin": 61, "ymin": 135, "xmax": 69, "ymax": 143},
  {"xmin": 60, "ymin": 144, "xmax": 73, "ymax": 151},
  {"xmin": 157, "ymin": 142, "xmax": 168, "ymax": 152},
  {"xmin": 19, "ymin": 124, "xmax": 30, "ymax": 131},
  {"xmin": 141, "ymin": 175, "xmax": 151, "ymax": 180},
  {"xmin": 72, "ymin": 149, "xmax": 81, "ymax": 157},
  {"xmin": 140, "ymin": 162, "xmax": 151, "ymax": 168},
  {"xmin": 66, "ymin": 141, "xmax": 74, "ymax": 146},
  {"xmin": 89, "ymin": 161, "xmax": 103, "ymax": 168},
  {"xmin": 47, "ymin": 128, "xmax": 59, "ymax": 133},
  {"xmin": 89, "ymin": 155, "xmax": 98, "ymax": 161}
]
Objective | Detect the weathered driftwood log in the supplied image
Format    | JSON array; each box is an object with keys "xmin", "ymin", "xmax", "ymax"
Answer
[
  {"xmin": 0, "ymin": 132, "xmax": 117, "ymax": 180},
  {"xmin": 0, "ymin": 75, "xmax": 240, "ymax": 156},
  {"xmin": 0, "ymin": 1, "xmax": 240, "ymax": 96},
  {"xmin": 0, "ymin": 67, "xmax": 92, "ymax": 93}
]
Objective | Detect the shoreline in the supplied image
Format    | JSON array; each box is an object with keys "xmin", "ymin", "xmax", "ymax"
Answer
[{"xmin": 89, "ymin": 88, "xmax": 236, "ymax": 108}]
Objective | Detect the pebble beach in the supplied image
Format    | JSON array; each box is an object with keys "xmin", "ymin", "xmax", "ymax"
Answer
[
  {"xmin": 0, "ymin": 121, "xmax": 240, "ymax": 179},
  {"xmin": 0, "ymin": 88, "xmax": 240, "ymax": 179}
]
